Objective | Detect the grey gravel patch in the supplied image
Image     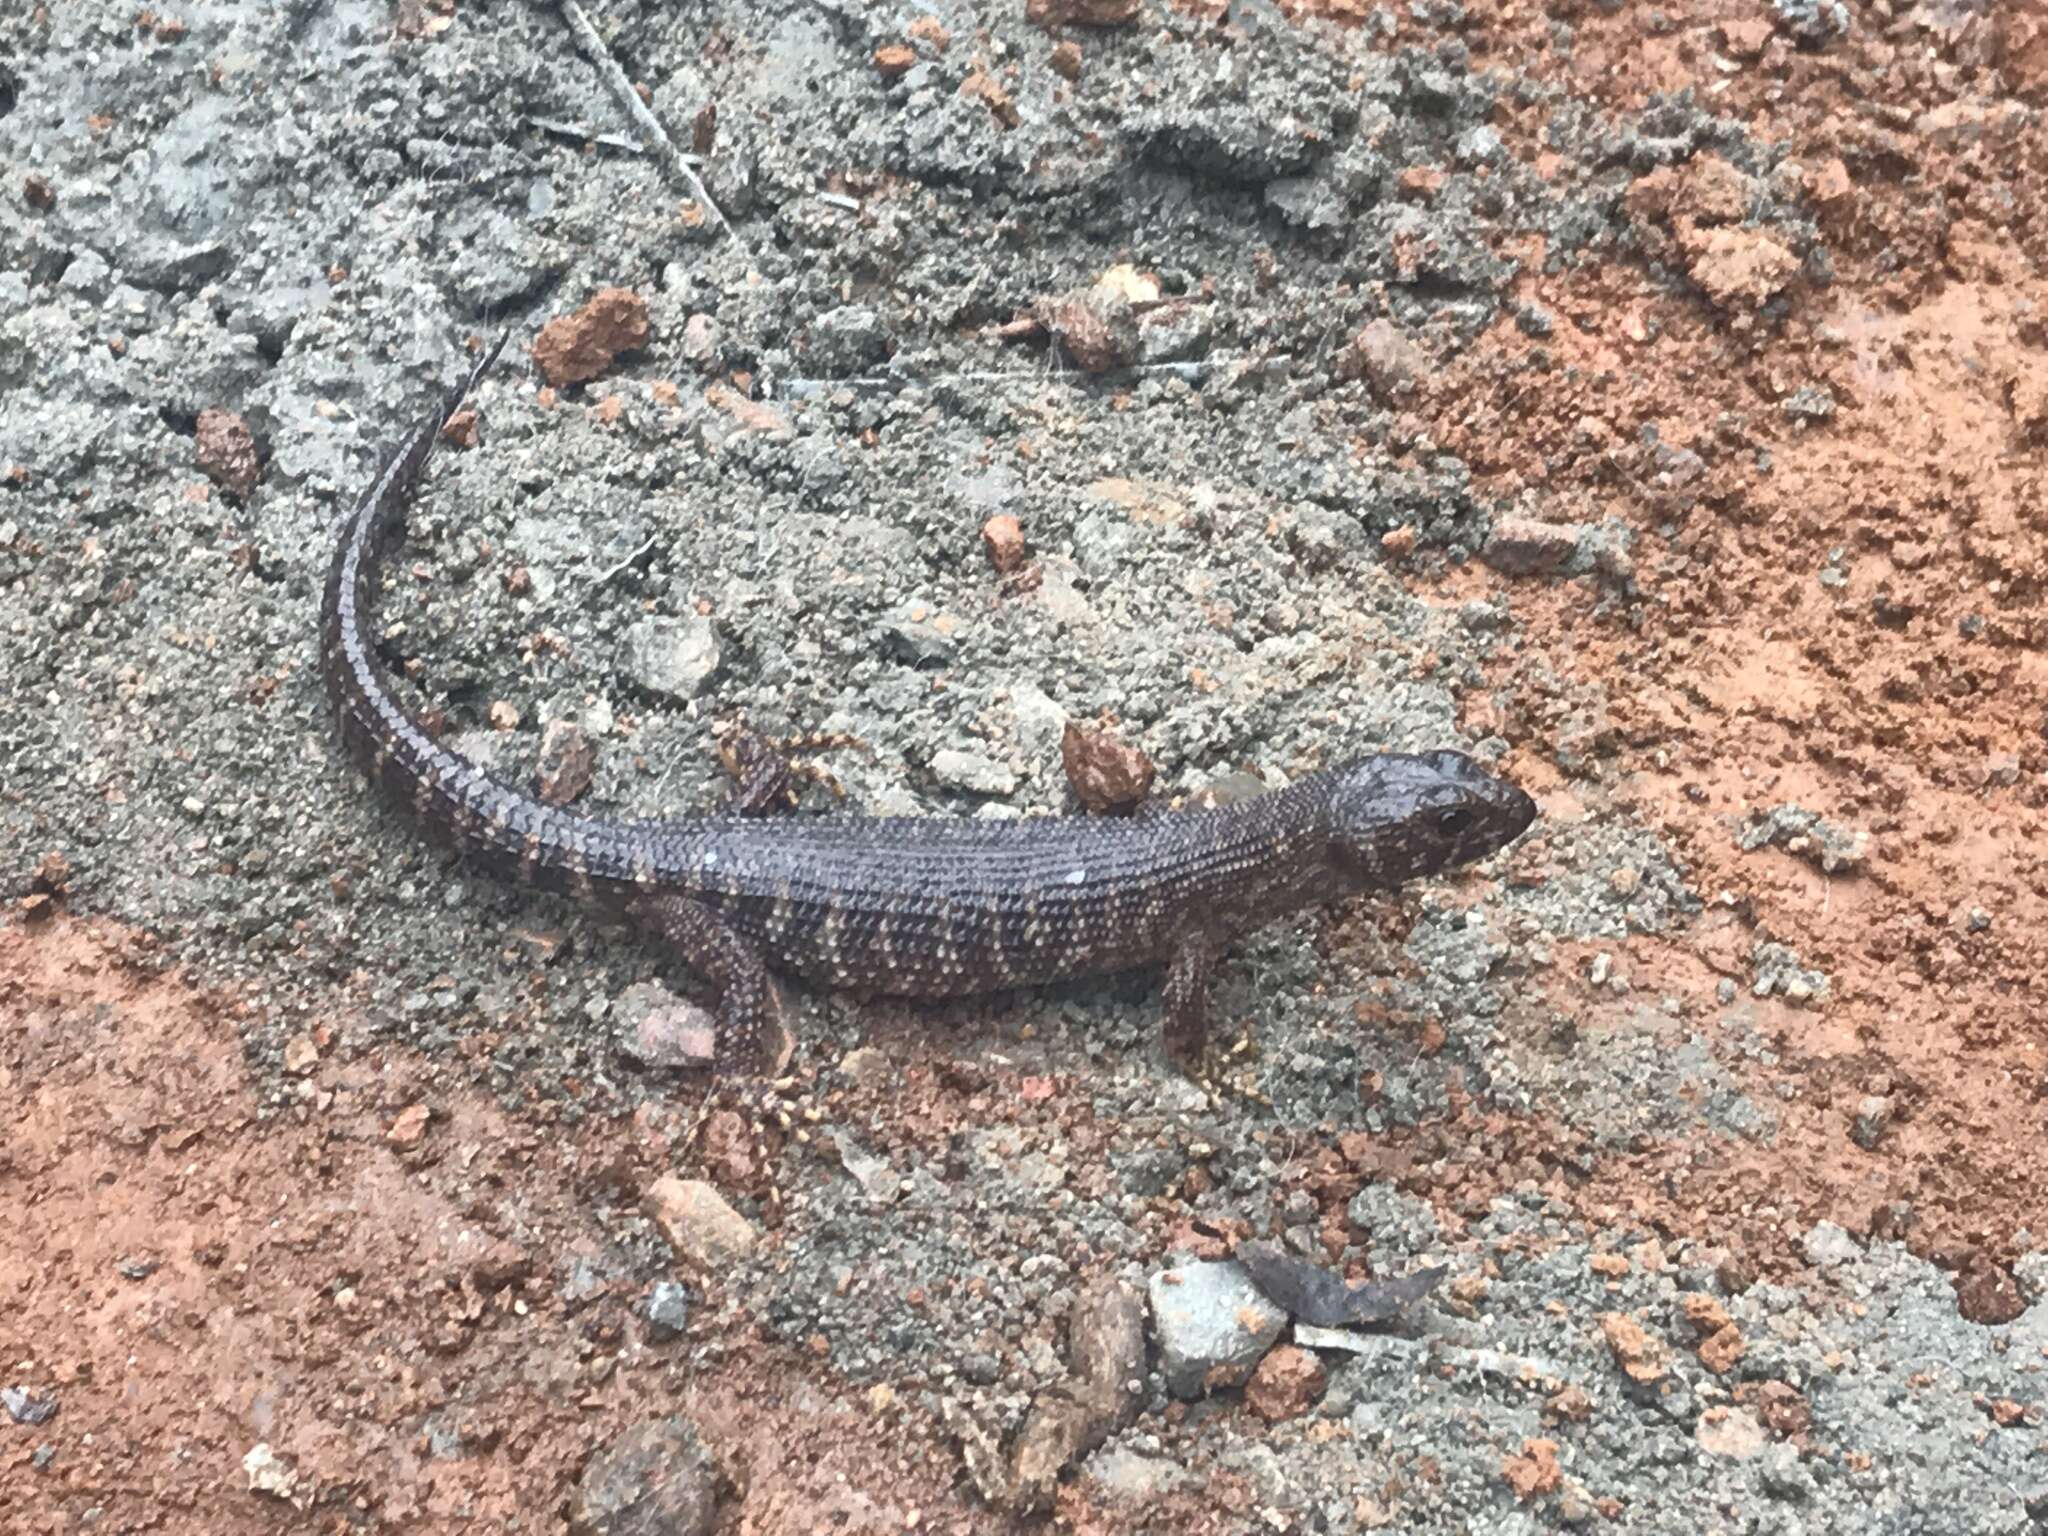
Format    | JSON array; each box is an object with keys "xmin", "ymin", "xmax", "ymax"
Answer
[
  {"xmin": 1504, "ymin": 814, "xmax": 1698, "ymax": 939},
  {"xmin": 1101, "ymin": 1201, "xmax": 2048, "ymax": 1533},
  {"xmin": 1737, "ymin": 803, "xmax": 1868, "ymax": 875},
  {"xmin": 1750, "ymin": 941, "xmax": 1832, "ymax": 1006},
  {"xmin": 1496, "ymin": 1003, "xmax": 1780, "ymax": 1151},
  {"xmin": 2014, "ymin": 1252, "xmax": 2048, "ymax": 1306}
]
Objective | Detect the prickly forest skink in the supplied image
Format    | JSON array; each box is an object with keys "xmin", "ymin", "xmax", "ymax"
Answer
[{"xmin": 320, "ymin": 340, "xmax": 1537, "ymax": 1073}]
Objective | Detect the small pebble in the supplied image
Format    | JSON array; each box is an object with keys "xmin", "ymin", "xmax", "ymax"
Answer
[
  {"xmin": 532, "ymin": 287, "xmax": 649, "ymax": 387},
  {"xmin": 386, "ymin": 1103, "xmax": 431, "ymax": 1148},
  {"xmin": 931, "ymin": 748, "xmax": 1018, "ymax": 797},
  {"xmin": 644, "ymin": 1281, "xmax": 691, "ymax": 1340},
  {"xmin": 643, "ymin": 1176, "xmax": 759, "ymax": 1266},
  {"xmin": 981, "ymin": 515, "xmax": 1028, "ymax": 574},
  {"xmin": 1850, "ymin": 1095, "xmax": 1893, "ymax": 1150},
  {"xmin": 1061, "ymin": 721, "xmax": 1153, "ymax": 812}
]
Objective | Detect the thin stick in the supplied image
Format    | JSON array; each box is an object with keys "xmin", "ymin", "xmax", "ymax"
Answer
[
  {"xmin": 524, "ymin": 115, "xmax": 652, "ymax": 156},
  {"xmin": 587, "ymin": 534, "xmax": 659, "ymax": 598},
  {"xmin": 557, "ymin": 0, "xmax": 739, "ymax": 246}
]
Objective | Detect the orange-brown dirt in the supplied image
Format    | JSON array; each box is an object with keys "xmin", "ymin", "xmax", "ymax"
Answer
[
  {"xmin": 1, "ymin": 918, "xmax": 988, "ymax": 1534},
  {"xmin": 1373, "ymin": 0, "xmax": 2047, "ymax": 1309}
]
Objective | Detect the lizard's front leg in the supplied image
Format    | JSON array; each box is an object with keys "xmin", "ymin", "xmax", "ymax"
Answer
[{"xmin": 1161, "ymin": 929, "xmax": 1218, "ymax": 1069}]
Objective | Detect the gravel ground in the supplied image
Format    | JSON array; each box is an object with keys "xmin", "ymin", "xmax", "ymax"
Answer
[{"xmin": 3, "ymin": 2, "xmax": 2041, "ymax": 1531}]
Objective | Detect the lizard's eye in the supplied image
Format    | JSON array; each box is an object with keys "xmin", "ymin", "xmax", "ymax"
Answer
[{"xmin": 1435, "ymin": 808, "xmax": 1473, "ymax": 838}]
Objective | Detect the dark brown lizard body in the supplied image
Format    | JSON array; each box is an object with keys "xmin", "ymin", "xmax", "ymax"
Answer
[{"xmin": 321, "ymin": 341, "xmax": 1537, "ymax": 1073}]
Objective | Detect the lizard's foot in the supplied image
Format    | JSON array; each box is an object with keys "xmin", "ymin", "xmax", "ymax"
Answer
[
  {"xmin": 687, "ymin": 1068, "xmax": 826, "ymax": 1217},
  {"xmin": 1185, "ymin": 1025, "xmax": 1272, "ymax": 1110},
  {"xmin": 689, "ymin": 1073, "xmax": 787, "ymax": 1213}
]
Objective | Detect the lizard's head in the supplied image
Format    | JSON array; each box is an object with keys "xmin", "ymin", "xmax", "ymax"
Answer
[{"xmin": 1325, "ymin": 750, "xmax": 1536, "ymax": 887}]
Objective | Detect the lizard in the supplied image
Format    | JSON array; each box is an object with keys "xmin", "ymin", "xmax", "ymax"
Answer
[{"xmin": 320, "ymin": 336, "xmax": 1538, "ymax": 1077}]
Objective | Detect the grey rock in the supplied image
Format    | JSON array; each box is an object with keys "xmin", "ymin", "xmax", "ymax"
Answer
[
  {"xmin": 423, "ymin": 1413, "xmax": 468, "ymax": 1460},
  {"xmin": 803, "ymin": 304, "xmax": 889, "ymax": 373},
  {"xmin": 1757, "ymin": 1441, "xmax": 1816, "ymax": 1502},
  {"xmin": 643, "ymin": 1281, "xmax": 691, "ymax": 1340},
  {"xmin": 620, "ymin": 617, "xmax": 720, "ymax": 702},
  {"xmin": 1148, "ymin": 1259, "xmax": 1287, "ymax": 1399},
  {"xmin": 614, "ymin": 982, "xmax": 715, "ymax": 1070},
  {"xmin": 1009, "ymin": 684, "xmax": 1068, "ymax": 768},
  {"xmin": 3, "ymin": 1386, "xmax": 57, "ymax": 1426},
  {"xmin": 1773, "ymin": 0, "xmax": 1850, "ymax": 45},
  {"xmin": 1136, "ymin": 303, "xmax": 1213, "ymax": 364},
  {"xmin": 1082, "ymin": 1446, "xmax": 1192, "ymax": 1498},
  {"xmin": 679, "ymin": 313, "xmax": 721, "ymax": 368},
  {"xmin": 880, "ymin": 606, "xmax": 957, "ymax": 665},
  {"xmin": 929, "ymin": 748, "xmax": 1017, "ymax": 797},
  {"xmin": 831, "ymin": 1128, "xmax": 901, "ymax": 1205},
  {"xmin": 1781, "ymin": 385, "xmax": 1836, "ymax": 422},
  {"xmin": 242, "ymin": 1443, "xmax": 298, "ymax": 1501},
  {"xmin": 560, "ymin": 1256, "xmax": 611, "ymax": 1310},
  {"xmin": 1803, "ymin": 1221, "xmax": 1861, "ymax": 1269},
  {"xmin": 1850, "ymin": 1095, "xmax": 1893, "ymax": 1151},
  {"xmin": 568, "ymin": 1417, "xmax": 719, "ymax": 1536},
  {"xmin": 1484, "ymin": 516, "xmax": 1585, "ymax": 577},
  {"xmin": 958, "ymin": 1350, "xmax": 1000, "ymax": 1386},
  {"xmin": 1455, "ymin": 125, "xmax": 1505, "ymax": 166}
]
